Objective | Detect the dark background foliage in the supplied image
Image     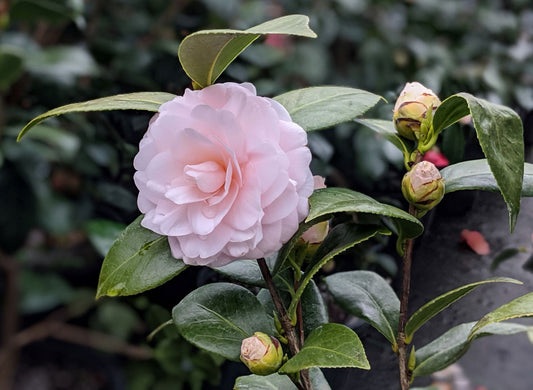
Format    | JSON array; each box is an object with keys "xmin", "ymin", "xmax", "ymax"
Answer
[{"xmin": 1, "ymin": 0, "xmax": 532, "ymax": 389}]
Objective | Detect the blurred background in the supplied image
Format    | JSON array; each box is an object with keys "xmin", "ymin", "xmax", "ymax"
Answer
[{"xmin": 1, "ymin": 0, "xmax": 532, "ymax": 389}]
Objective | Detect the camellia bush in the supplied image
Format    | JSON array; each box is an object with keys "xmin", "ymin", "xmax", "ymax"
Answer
[{"xmin": 18, "ymin": 15, "xmax": 533, "ymax": 390}]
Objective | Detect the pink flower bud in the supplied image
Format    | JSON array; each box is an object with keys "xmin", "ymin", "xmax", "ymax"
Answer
[
  {"xmin": 401, "ymin": 161, "xmax": 445, "ymax": 211},
  {"xmin": 393, "ymin": 82, "xmax": 441, "ymax": 140},
  {"xmin": 240, "ymin": 332, "xmax": 284, "ymax": 376}
]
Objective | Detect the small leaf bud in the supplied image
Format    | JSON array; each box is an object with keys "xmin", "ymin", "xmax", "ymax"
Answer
[
  {"xmin": 401, "ymin": 161, "xmax": 445, "ymax": 212},
  {"xmin": 240, "ymin": 332, "xmax": 284, "ymax": 376},
  {"xmin": 393, "ymin": 82, "xmax": 441, "ymax": 140}
]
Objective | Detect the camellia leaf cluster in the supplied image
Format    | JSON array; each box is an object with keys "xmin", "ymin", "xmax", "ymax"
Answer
[{"xmin": 18, "ymin": 14, "xmax": 533, "ymax": 390}]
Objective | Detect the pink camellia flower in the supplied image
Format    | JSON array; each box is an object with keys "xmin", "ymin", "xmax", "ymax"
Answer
[
  {"xmin": 423, "ymin": 148, "xmax": 449, "ymax": 168},
  {"xmin": 301, "ymin": 176, "xmax": 329, "ymax": 244},
  {"xmin": 133, "ymin": 82, "xmax": 314, "ymax": 267}
]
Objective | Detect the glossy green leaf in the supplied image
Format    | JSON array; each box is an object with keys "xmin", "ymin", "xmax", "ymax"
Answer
[
  {"xmin": 355, "ymin": 118, "xmax": 413, "ymax": 156},
  {"xmin": 273, "ymin": 87, "xmax": 383, "ymax": 132},
  {"xmin": 85, "ymin": 219, "xmax": 127, "ymax": 258},
  {"xmin": 17, "ymin": 92, "xmax": 176, "ymax": 140},
  {"xmin": 96, "ymin": 216, "xmax": 187, "ymax": 298},
  {"xmin": 414, "ymin": 322, "xmax": 533, "ymax": 378},
  {"xmin": 325, "ymin": 271, "xmax": 400, "ymax": 348},
  {"xmin": 172, "ymin": 283, "xmax": 274, "ymax": 361},
  {"xmin": 214, "ymin": 257, "xmax": 276, "ymax": 288},
  {"xmin": 178, "ymin": 15, "xmax": 316, "ymax": 88},
  {"xmin": 234, "ymin": 367, "xmax": 331, "ymax": 390},
  {"xmin": 405, "ymin": 277, "xmax": 521, "ymax": 343},
  {"xmin": 441, "ymin": 159, "xmax": 533, "ymax": 197},
  {"xmin": 469, "ymin": 291, "xmax": 533, "ymax": 338},
  {"xmin": 306, "ymin": 187, "xmax": 423, "ymax": 243},
  {"xmin": 433, "ymin": 93, "xmax": 524, "ymax": 231},
  {"xmin": 288, "ymin": 224, "xmax": 389, "ymax": 321},
  {"xmin": 278, "ymin": 323, "xmax": 370, "ymax": 373}
]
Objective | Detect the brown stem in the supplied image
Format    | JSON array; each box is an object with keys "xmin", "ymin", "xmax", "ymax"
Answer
[
  {"xmin": 397, "ymin": 153, "xmax": 423, "ymax": 390},
  {"xmin": 257, "ymin": 259, "xmax": 312, "ymax": 390},
  {"xmin": 0, "ymin": 251, "xmax": 20, "ymax": 390}
]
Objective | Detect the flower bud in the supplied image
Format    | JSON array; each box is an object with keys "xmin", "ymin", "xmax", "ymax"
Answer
[
  {"xmin": 240, "ymin": 332, "xmax": 284, "ymax": 376},
  {"xmin": 301, "ymin": 176, "xmax": 329, "ymax": 245},
  {"xmin": 401, "ymin": 161, "xmax": 444, "ymax": 211},
  {"xmin": 393, "ymin": 82, "xmax": 441, "ymax": 140}
]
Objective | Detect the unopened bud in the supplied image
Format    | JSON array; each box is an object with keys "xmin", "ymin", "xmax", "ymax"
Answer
[
  {"xmin": 301, "ymin": 176, "xmax": 329, "ymax": 245},
  {"xmin": 393, "ymin": 82, "xmax": 441, "ymax": 140},
  {"xmin": 240, "ymin": 332, "xmax": 283, "ymax": 376},
  {"xmin": 401, "ymin": 161, "xmax": 444, "ymax": 211}
]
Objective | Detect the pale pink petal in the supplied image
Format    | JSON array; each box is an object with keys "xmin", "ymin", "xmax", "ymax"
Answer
[{"xmin": 461, "ymin": 229, "xmax": 491, "ymax": 255}]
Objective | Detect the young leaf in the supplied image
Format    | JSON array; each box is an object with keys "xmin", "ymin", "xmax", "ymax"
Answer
[
  {"xmin": 324, "ymin": 271, "xmax": 400, "ymax": 348},
  {"xmin": 287, "ymin": 224, "xmax": 390, "ymax": 322},
  {"xmin": 413, "ymin": 322, "xmax": 533, "ymax": 378},
  {"xmin": 306, "ymin": 187, "xmax": 423, "ymax": 251},
  {"xmin": 234, "ymin": 367, "xmax": 331, "ymax": 390},
  {"xmin": 433, "ymin": 94, "xmax": 525, "ymax": 231},
  {"xmin": 172, "ymin": 283, "xmax": 275, "ymax": 361},
  {"xmin": 405, "ymin": 277, "xmax": 521, "ymax": 343},
  {"xmin": 355, "ymin": 118, "xmax": 413, "ymax": 157},
  {"xmin": 17, "ymin": 92, "xmax": 176, "ymax": 140},
  {"xmin": 468, "ymin": 291, "xmax": 533, "ymax": 338},
  {"xmin": 278, "ymin": 323, "xmax": 370, "ymax": 373},
  {"xmin": 96, "ymin": 216, "xmax": 187, "ymax": 298},
  {"xmin": 273, "ymin": 87, "xmax": 383, "ymax": 132},
  {"xmin": 178, "ymin": 15, "xmax": 316, "ymax": 88}
]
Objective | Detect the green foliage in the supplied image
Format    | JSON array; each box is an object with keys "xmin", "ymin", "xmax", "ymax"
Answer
[
  {"xmin": 96, "ymin": 216, "xmax": 187, "ymax": 298},
  {"xmin": 273, "ymin": 87, "xmax": 383, "ymax": 132},
  {"xmin": 405, "ymin": 277, "xmax": 522, "ymax": 343},
  {"xmin": 324, "ymin": 271, "xmax": 400, "ymax": 348},
  {"xmin": 178, "ymin": 15, "xmax": 316, "ymax": 88},
  {"xmin": 172, "ymin": 283, "xmax": 275, "ymax": 361},
  {"xmin": 279, "ymin": 323, "xmax": 369, "ymax": 373},
  {"xmin": 85, "ymin": 219, "xmax": 127, "ymax": 258},
  {"xmin": 441, "ymin": 159, "xmax": 533, "ymax": 197},
  {"xmin": 414, "ymin": 322, "xmax": 533, "ymax": 378},
  {"xmin": 0, "ymin": 49, "xmax": 24, "ymax": 91},
  {"xmin": 433, "ymin": 93, "xmax": 525, "ymax": 231},
  {"xmin": 234, "ymin": 367, "xmax": 331, "ymax": 390},
  {"xmin": 17, "ymin": 92, "xmax": 176, "ymax": 140}
]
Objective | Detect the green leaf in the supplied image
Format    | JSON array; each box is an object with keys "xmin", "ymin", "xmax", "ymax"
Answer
[
  {"xmin": 278, "ymin": 323, "xmax": 369, "ymax": 373},
  {"xmin": 17, "ymin": 92, "xmax": 176, "ymax": 140},
  {"xmin": 85, "ymin": 219, "xmax": 127, "ymax": 258},
  {"xmin": 178, "ymin": 15, "xmax": 316, "ymax": 88},
  {"xmin": 405, "ymin": 277, "xmax": 521, "ymax": 343},
  {"xmin": 214, "ymin": 257, "xmax": 276, "ymax": 288},
  {"xmin": 469, "ymin": 291, "xmax": 533, "ymax": 338},
  {"xmin": 258, "ymin": 279, "xmax": 328, "ymax": 338},
  {"xmin": 414, "ymin": 321, "xmax": 533, "ymax": 378},
  {"xmin": 324, "ymin": 271, "xmax": 400, "ymax": 348},
  {"xmin": 441, "ymin": 159, "xmax": 533, "ymax": 197},
  {"xmin": 172, "ymin": 283, "xmax": 274, "ymax": 361},
  {"xmin": 490, "ymin": 248, "xmax": 523, "ymax": 271},
  {"xmin": 273, "ymin": 87, "xmax": 383, "ymax": 132},
  {"xmin": 96, "ymin": 216, "xmax": 187, "ymax": 298},
  {"xmin": 306, "ymin": 187, "xmax": 423, "ymax": 247},
  {"xmin": 0, "ymin": 49, "xmax": 24, "ymax": 91},
  {"xmin": 234, "ymin": 367, "xmax": 331, "ymax": 390},
  {"xmin": 355, "ymin": 118, "xmax": 413, "ymax": 157},
  {"xmin": 433, "ymin": 93, "xmax": 525, "ymax": 231},
  {"xmin": 288, "ymin": 224, "xmax": 390, "ymax": 322}
]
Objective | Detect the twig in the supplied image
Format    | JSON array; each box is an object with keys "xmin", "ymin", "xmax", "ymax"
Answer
[
  {"xmin": 258, "ymin": 259, "xmax": 312, "ymax": 390},
  {"xmin": 397, "ymin": 153, "xmax": 423, "ymax": 390},
  {"xmin": 0, "ymin": 251, "xmax": 20, "ymax": 390}
]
